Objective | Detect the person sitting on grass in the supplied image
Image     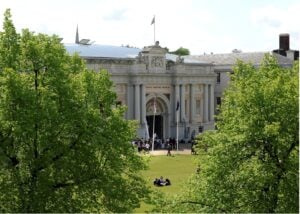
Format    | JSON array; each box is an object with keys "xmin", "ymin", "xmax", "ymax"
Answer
[{"xmin": 153, "ymin": 176, "xmax": 171, "ymax": 186}]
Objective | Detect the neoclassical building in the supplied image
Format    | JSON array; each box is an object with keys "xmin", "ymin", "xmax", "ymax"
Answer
[{"xmin": 65, "ymin": 34, "xmax": 295, "ymax": 141}]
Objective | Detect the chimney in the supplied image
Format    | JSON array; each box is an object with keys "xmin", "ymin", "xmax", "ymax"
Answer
[
  {"xmin": 75, "ymin": 25, "xmax": 79, "ymax": 44},
  {"xmin": 279, "ymin": 33, "xmax": 289, "ymax": 51}
]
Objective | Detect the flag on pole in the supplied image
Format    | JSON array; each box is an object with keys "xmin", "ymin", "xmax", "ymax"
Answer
[
  {"xmin": 176, "ymin": 101, "xmax": 180, "ymax": 111},
  {"xmin": 151, "ymin": 16, "xmax": 155, "ymax": 25}
]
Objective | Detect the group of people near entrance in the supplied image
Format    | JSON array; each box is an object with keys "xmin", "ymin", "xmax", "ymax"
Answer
[
  {"xmin": 132, "ymin": 137, "xmax": 179, "ymax": 152},
  {"xmin": 153, "ymin": 176, "xmax": 171, "ymax": 186}
]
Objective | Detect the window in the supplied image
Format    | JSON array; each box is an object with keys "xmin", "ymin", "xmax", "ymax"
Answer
[
  {"xmin": 196, "ymin": 99, "xmax": 201, "ymax": 115},
  {"xmin": 116, "ymin": 101, "xmax": 122, "ymax": 107},
  {"xmin": 216, "ymin": 97, "xmax": 221, "ymax": 106},
  {"xmin": 217, "ymin": 72, "xmax": 221, "ymax": 83}
]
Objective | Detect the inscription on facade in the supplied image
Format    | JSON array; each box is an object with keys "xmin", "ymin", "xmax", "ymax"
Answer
[{"xmin": 146, "ymin": 85, "xmax": 171, "ymax": 94}]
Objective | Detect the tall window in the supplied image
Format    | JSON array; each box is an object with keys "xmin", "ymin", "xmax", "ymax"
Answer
[
  {"xmin": 196, "ymin": 99, "xmax": 201, "ymax": 115},
  {"xmin": 217, "ymin": 72, "xmax": 221, "ymax": 83},
  {"xmin": 185, "ymin": 99, "xmax": 188, "ymax": 116}
]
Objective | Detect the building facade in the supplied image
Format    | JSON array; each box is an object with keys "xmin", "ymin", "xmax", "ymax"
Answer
[{"xmin": 65, "ymin": 35, "xmax": 295, "ymax": 141}]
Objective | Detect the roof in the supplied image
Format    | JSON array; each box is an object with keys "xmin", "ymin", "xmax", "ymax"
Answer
[
  {"xmin": 183, "ymin": 52, "xmax": 293, "ymax": 66},
  {"xmin": 65, "ymin": 43, "xmax": 141, "ymax": 59},
  {"xmin": 65, "ymin": 43, "xmax": 181, "ymax": 62},
  {"xmin": 165, "ymin": 53, "xmax": 178, "ymax": 62},
  {"xmin": 64, "ymin": 44, "xmax": 293, "ymax": 67}
]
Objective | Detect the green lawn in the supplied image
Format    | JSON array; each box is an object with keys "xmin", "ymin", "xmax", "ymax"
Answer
[{"xmin": 134, "ymin": 154, "xmax": 197, "ymax": 213}]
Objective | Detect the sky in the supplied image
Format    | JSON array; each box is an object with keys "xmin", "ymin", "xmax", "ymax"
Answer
[{"xmin": 0, "ymin": 0, "xmax": 299, "ymax": 55}]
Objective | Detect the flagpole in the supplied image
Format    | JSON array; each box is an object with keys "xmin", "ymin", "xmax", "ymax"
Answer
[
  {"xmin": 152, "ymin": 96, "xmax": 156, "ymax": 151},
  {"xmin": 154, "ymin": 16, "xmax": 155, "ymax": 44},
  {"xmin": 151, "ymin": 15, "xmax": 155, "ymax": 45}
]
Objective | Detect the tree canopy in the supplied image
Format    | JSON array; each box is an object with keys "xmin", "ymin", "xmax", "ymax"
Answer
[
  {"xmin": 152, "ymin": 55, "xmax": 299, "ymax": 213},
  {"xmin": 0, "ymin": 9, "xmax": 149, "ymax": 213},
  {"xmin": 169, "ymin": 47, "xmax": 190, "ymax": 56}
]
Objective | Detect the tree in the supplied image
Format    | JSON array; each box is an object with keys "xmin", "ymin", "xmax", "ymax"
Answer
[
  {"xmin": 0, "ymin": 9, "xmax": 149, "ymax": 213},
  {"xmin": 170, "ymin": 47, "xmax": 190, "ymax": 56},
  {"xmin": 0, "ymin": 8, "xmax": 19, "ymax": 70},
  {"xmin": 152, "ymin": 55, "xmax": 299, "ymax": 213}
]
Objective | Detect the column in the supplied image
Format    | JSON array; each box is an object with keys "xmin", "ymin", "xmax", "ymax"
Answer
[
  {"xmin": 140, "ymin": 84, "xmax": 146, "ymax": 124},
  {"xmin": 210, "ymin": 84, "xmax": 214, "ymax": 121},
  {"xmin": 175, "ymin": 84, "xmax": 180, "ymax": 123},
  {"xmin": 180, "ymin": 84, "xmax": 185, "ymax": 122},
  {"xmin": 190, "ymin": 84, "xmax": 195, "ymax": 124},
  {"xmin": 204, "ymin": 84, "xmax": 209, "ymax": 122},
  {"xmin": 200, "ymin": 84, "xmax": 204, "ymax": 123},
  {"xmin": 134, "ymin": 84, "xmax": 140, "ymax": 123},
  {"xmin": 127, "ymin": 84, "xmax": 133, "ymax": 119},
  {"xmin": 170, "ymin": 85, "xmax": 175, "ymax": 124}
]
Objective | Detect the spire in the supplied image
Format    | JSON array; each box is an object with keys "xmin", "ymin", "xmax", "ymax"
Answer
[{"xmin": 75, "ymin": 25, "xmax": 79, "ymax": 44}]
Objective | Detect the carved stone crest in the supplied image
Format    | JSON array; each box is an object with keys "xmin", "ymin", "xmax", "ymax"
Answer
[{"xmin": 151, "ymin": 56, "xmax": 164, "ymax": 67}]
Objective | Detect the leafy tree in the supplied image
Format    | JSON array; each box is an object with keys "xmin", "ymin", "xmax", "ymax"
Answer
[
  {"xmin": 0, "ymin": 8, "xmax": 19, "ymax": 69},
  {"xmin": 170, "ymin": 47, "xmax": 190, "ymax": 56},
  {"xmin": 152, "ymin": 55, "xmax": 299, "ymax": 213},
  {"xmin": 0, "ymin": 9, "xmax": 149, "ymax": 213}
]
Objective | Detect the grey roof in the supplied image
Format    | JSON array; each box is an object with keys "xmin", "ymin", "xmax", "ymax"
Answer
[
  {"xmin": 165, "ymin": 53, "xmax": 178, "ymax": 62},
  {"xmin": 182, "ymin": 57, "xmax": 210, "ymax": 64},
  {"xmin": 64, "ymin": 44, "xmax": 292, "ymax": 67},
  {"xmin": 65, "ymin": 43, "xmax": 181, "ymax": 62},
  {"xmin": 65, "ymin": 43, "xmax": 141, "ymax": 59},
  {"xmin": 183, "ymin": 52, "xmax": 293, "ymax": 66}
]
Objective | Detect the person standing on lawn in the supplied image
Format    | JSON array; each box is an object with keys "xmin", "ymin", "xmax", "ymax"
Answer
[{"xmin": 167, "ymin": 142, "xmax": 172, "ymax": 156}]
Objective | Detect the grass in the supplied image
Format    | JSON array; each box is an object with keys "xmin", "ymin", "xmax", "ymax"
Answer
[{"xmin": 134, "ymin": 154, "xmax": 197, "ymax": 213}]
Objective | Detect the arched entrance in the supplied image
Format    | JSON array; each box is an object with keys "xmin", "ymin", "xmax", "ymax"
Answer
[
  {"xmin": 146, "ymin": 115, "xmax": 163, "ymax": 139},
  {"xmin": 145, "ymin": 94, "xmax": 170, "ymax": 140}
]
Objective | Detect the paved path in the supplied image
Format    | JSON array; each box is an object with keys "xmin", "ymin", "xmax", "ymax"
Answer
[{"xmin": 148, "ymin": 149, "xmax": 192, "ymax": 156}]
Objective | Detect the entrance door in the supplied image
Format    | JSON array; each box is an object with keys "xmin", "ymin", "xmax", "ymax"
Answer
[{"xmin": 146, "ymin": 115, "xmax": 163, "ymax": 139}]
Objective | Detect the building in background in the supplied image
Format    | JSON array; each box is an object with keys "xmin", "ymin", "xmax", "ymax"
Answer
[{"xmin": 65, "ymin": 34, "xmax": 295, "ymax": 141}]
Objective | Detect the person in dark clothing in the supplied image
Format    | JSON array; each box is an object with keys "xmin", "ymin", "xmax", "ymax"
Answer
[
  {"xmin": 165, "ymin": 178, "xmax": 171, "ymax": 186},
  {"xmin": 167, "ymin": 143, "xmax": 172, "ymax": 156},
  {"xmin": 153, "ymin": 177, "xmax": 171, "ymax": 186}
]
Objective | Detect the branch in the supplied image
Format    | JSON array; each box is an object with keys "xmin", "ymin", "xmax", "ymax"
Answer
[
  {"xmin": 0, "ymin": 128, "xmax": 12, "ymax": 143},
  {"xmin": 51, "ymin": 132, "xmax": 83, "ymax": 162},
  {"xmin": 40, "ymin": 127, "xmax": 65, "ymax": 154},
  {"xmin": 284, "ymin": 141, "xmax": 297, "ymax": 160},
  {"xmin": 35, "ymin": 132, "xmax": 84, "ymax": 173},
  {"xmin": 0, "ymin": 130, "xmax": 20, "ymax": 167},
  {"xmin": 0, "ymin": 147, "xmax": 19, "ymax": 167},
  {"xmin": 53, "ymin": 175, "xmax": 102, "ymax": 190}
]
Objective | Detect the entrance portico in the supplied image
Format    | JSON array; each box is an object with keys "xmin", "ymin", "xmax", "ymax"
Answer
[
  {"xmin": 145, "ymin": 93, "xmax": 170, "ymax": 140},
  {"xmin": 76, "ymin": 42, "xmax": 217, "ymax": 140}
]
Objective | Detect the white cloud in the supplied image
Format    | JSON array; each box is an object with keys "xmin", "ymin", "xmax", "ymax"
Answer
[
  {"xmin": 250, "ymin": 2, "xmax": 300, "ymax": 50},
  {"xmin": 0, "ymin": 0, "xmax": 298, "ymax": 55}
]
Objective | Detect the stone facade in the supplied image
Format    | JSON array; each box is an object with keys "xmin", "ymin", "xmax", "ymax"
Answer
[
  {"xmin": 65, "ymin": 38, "xmax": 294, "ymax": 141},
  {"xmin": 79, "ymin": 43, "xmax": 215, "ymax": 140}
]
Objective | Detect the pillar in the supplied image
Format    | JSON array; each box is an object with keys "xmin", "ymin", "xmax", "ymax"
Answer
[
  {"xmin": 200, "ymin": 84, "xmax": 204, "ymax": 123},
  {"xmin": 180, "ymin": 84, "xmax": 185, "ymax": 122},
  {"xmin": 210, "ymin": 84, "xmax": 214, "ymax": 121},
  {"xmin": 170, "ymin": 85, "xmax": 175, "ymax": 124},
  {"xmin": 134, "ymin": 84, "xmax": 140, "ymax": 123},
  {"xmin": 127, "ymin": 84, "xmax": 133, "ymax": 119},
  {"xmin": 204, "ymin": 84, "xmax": 209, "ymax": 122},
  {"xmin": 190, "ymin": 84, "xmax": 195, "ymax": 124},
  {"xmin": 140, "ymin": 84, "xmax": 146, "ymax": 124}
]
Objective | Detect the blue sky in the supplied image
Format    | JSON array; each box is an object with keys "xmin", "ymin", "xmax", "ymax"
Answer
[{"xmin": 0, "ymin": 0, "xmax": 299, "ymax": 55}]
